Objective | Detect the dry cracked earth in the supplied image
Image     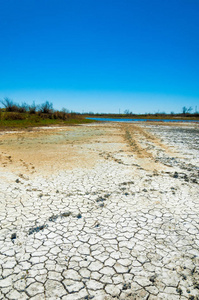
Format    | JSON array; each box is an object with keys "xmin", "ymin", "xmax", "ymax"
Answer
[{"xmin": 0, "ymin": 122, "xmax": 199, "ymax": 300}]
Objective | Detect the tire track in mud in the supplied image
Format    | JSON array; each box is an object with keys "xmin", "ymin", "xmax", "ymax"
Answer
[
  {"xmin": 124, "ymin": 127, "xmax": 152, "ymax": 159},
  {"xmin": 121, "ymin": 123, "xmax": 177, "ymax": 171}
]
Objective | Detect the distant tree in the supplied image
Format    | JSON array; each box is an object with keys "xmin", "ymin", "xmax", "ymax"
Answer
[
  {"xmin": 18, "ymin": 102, "xmax": 28, "ymax": 113},
  {"xmin": 39, "ymin": 101, "xmax": 53, "ymax": 114},
  {"xmin": 0, "ymin": 97, "xmax": 18, "ymax": 112},
  {"xmin": 187, "ymin": 107, "xmax": 193, "ymax": 113},
  {"xmin": 70, "ymin": 110, "xmax": 77, "ymax": 115},
  {"xmin": 124, "ymin": 109, "xmax": 129, "ymax": 114},
  {"xmin": 182, "ymin": 106, "xmax": 187, "ymax": 114},
  {"xmin": 28, "ymin": 101, "xmax": 37, "ymax": 114},
  {"xmin": 124, "ymin": 109, "xmax": 133, "ymax": 115},
  {"xmin": 182, "ymin": 106, "xmax": 193, "ymax": 115},
  {"xmin": 61, "ymin": 107, "xmax": 70, "ymax": 113}
]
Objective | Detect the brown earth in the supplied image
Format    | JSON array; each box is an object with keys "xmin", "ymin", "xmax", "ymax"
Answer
[{"xmin": 0, "ymin": 123, "xmax": 181, "ymax": 178}]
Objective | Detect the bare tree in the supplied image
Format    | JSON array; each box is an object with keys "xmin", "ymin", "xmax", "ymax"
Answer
[
  {"xmin": 182, "ymin": 106, "xmax": 187, "ymax": 114},
  {"xmin": 0, "ymin": 97, "xmax": 18, "ymax": 112},
  {"xmin": 39, "ymin": 101, "xmax": 53, "ymax": 114},
  {"xmin": 187, "ymin": 107, "xmax": 193, "ymax": 113},
  {"xmin": 124, "ymin": 109, "xmax": 133, "ymax": 115},
  {"xmin": 28, "ymin": 101, "xmax": 37, "ymax": 114},
  {"xmin": 124, "ymin": 109, "xmax": 130, "ymax": 114},
  {"xmin": 18, "ymin": 102, "xmax": 28, "ymax": 113},
  {"xmin": 61, "ymin": 107, "xmax": 69, "ymax": 113},
  {"xmin": 182, "ymin": 106, "xmax": 193, "ymax": 114}
]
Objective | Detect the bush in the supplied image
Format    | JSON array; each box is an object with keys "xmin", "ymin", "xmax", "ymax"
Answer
[
  {"xmin": 0, "ymin": 97, "xmax": 19, "ymax": 112},
  {"xmin": 0, "ymin": 98, "xmax": 29, "ymax": 113},
  {"xmin": 28, "ymin": 102, "xmax": 37, "ymax": 114},
  {"xmin": 53, "ymin": 111, "xmax": 69, "ymax": 120},
  {"xmin": 39, "ymin": 101, "xmax": 53, "ymax": 114},
  {"xmin": 3, "ymin": 112, "xmax": 26, "ymax": 120},
  {"xmin": 18, "ymin": 102, "xmax": 28, "ymax": 113}
]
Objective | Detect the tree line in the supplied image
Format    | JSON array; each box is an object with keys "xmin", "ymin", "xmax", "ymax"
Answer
[{"xmin": 0, "ymin": 98, "xmax": 79, "ymax": 121}]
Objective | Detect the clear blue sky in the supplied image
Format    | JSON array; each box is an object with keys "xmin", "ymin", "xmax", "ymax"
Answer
[{"xmin": 0, "ymin": 0, "xmax": 198, "ymax": 113}]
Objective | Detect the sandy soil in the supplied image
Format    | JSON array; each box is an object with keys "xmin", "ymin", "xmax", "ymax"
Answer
[{"xmin": 0, "ymin": 122, "xmax": 182, "ymax": 177}]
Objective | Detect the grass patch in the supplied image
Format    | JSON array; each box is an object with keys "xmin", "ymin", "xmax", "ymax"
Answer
[
  {"xmin": 0, "ymin": 99, "xmax": 96, "ymax": 130},
  {"xmin": 0, "ymin": 112, "xmax": 95, "ymax": 130}
]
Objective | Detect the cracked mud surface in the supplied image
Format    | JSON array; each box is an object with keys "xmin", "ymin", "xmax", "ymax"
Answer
[{"xmin": 0, "ymin": 122, "xmax": 199, "ymax": 299}]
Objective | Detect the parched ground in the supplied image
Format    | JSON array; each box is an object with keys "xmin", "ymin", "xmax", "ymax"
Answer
[{"xmin": 0, "ymin": 122, "xmax": 199, "ymax": 300}]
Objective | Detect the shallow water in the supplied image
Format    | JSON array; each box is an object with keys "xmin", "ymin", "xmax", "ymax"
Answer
[{"xmin": 87, "ymin": 117, "xmax": 199, "ymax": 123}]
